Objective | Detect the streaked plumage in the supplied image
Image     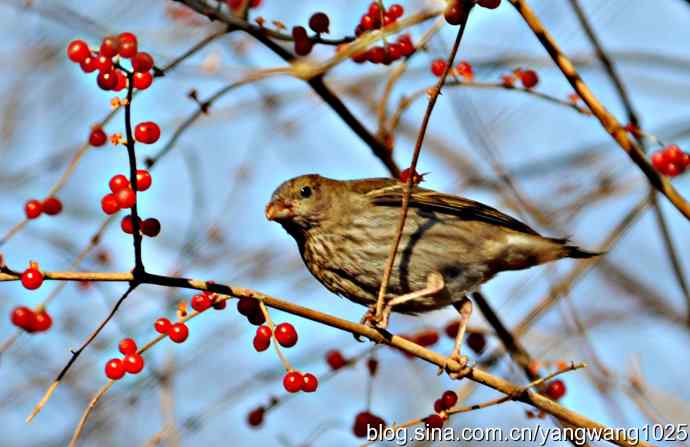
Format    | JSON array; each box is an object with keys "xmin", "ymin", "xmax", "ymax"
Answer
[{"xmin": 266, "ymin": 174, "xmax": 597, "ymax": 314}]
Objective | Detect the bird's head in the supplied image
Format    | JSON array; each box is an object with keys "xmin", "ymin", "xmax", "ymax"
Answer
[{"xmin": 265, "ymin": 174, "xmax": 334, "ymax": 232}]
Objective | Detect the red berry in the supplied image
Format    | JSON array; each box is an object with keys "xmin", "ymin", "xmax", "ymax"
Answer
[
  {"xmin": 301, "ymin": 373, "xmax": 318, "ymax": 392},
  {"xmin": 247, "ymin": 311, "xmax": 266, "ymax": 326},
  {"xmin": 444, "ymin": 1, "xmax": 468, "ymax": 25},
  {"xmin": 353, "ymin": 411, "xmax": 386, "ymax": 438},
  {"xmin": 283, "ymin": 371, "xmax": 303, "ymax": 393},
  {"xmin": 135, "ymin": 121, "xmax": 161, "ymax": 144},
  {"xmin": 105, "ymin": 358, "xmax": 125, "ymax": 380},
  {"xmin": 545, "ymin": 379, "xmax": 566, "ymax": 400},
  {"xmin": 113, "ymin": 70, "xmax": 128, "ymax": 92},
  {"xmin": 133, "ymin": 71, "xmax": 153, "ymax": 90},
  {"xmin": 431, "ymin": 59, "xmax": 447, "ymax": 77},
  {"xmin": 398, "ymin": 39, "xmax": 414, "ymax": 57},
  {"xmin": 31, "ymin": 310, "xmax": 52, "ymax": 331},
  {"xmin": 155, "ymin": 317, "xmax": 172, "ymax": 334},
  {"xmin": 97, "ymin": 70, "xmax": 118, "ymax": 90},
  {"xmin": 237, "ymin": 297, "xmax": 259, "ymax": 316},
  {"xmin": 664, "ymin": 145, "xmax": 686, "ymax": 165},
  {"xmin": 212, "ymin": 295, "xmax": 227, "ymax": 310},
  {"xmin": 25, "ymin": 200, "xmax": 43, "ymax": 219},
  {"xmin": 520, "ymin": 69, "xmax": 539, "ymax": 88},
  {"xmin": 651, "ymin": 151, "xmax": 666, "ymax": 171},
  {"xmin": 478, "ymin": 0, "xmax": 501, "ymax": 8},
  {"xmin": 368, "ymin": 46, "xmax": 386, "ymax": 64},
  {"xmin": 89, "ymin": 128, "xmax": 107, "ymax": 146},
  {"xmin": 253, "ymin": 335, "xmax": 270, "ymax": 352},
  {"xmin": 256, "ymin": 325, "xmax": 272, "ymax": 339},
  {"xmin": 101, "ymin": 193, "xmax": 121, "ymax": 215},
  {"xmin": 21, "ymin": 267, "xmax": 44, "ymax": 290},
  {"xmin": 444, "ymin": 320, "xmax": 460, "ymax": 338},
  {"xmin": 95, "ymin": 54, "xmax": 113, "ymax": 73},
  {"xmin": 141, "ymin": 218, "xmax": 161, "ymax": 237},
  {"xmin": 382, "ymin": 12, "xmax": 395, "ymax": 27},
  {"xmin": 118, "ymin": 338, "xmax": 138, "ymax": 355},
  {"xmin": 10, "ymin": 306, "xmax": 34, "ymax": 330},
  {"xmin": 191, "ymin": 293, "xmax": 212, "ymax": 312},
  {"xmin": 119, "ymin": 35, "xmax": 138, "ymax": 59},
  {"xmin": 132, "ymin": 52, "xmax": 154, "ymax": 72},
  {"xmin": 135, "ymin": 170, "xmax": 152, "ymax": 191},
  {"xmin": 123, "ymin": 353, "xmax": 145, "ymax": 374},
  {"xmin": 662, "ymin": 163, "xmax": 682, "ymax": 177},
  {"xmin": 169, "ymin": 322, "xmax": 189, "ymax": 343},
  {"xmin": 67, "ymin": 39, "xmax": 90, "ymax": 63},
  {"xmin": 441, "ymin": 390, "xmax": 458, "ymax": 409},
  {"xmin": 247, "ymin": 407, "xmax": 265, "ymax": 427},
  {"xmin": 100, "ymin": 35, "xmax": 121, "ymax": 58},
  {"xmin": 467, "ymin": 332, "xmax": 487, "ymax": 353},
  {"xmin": 424, "ymin": 414, "xmax": 445, "ymax": 429},
  {"xmin": 274, "ymin": 322, "xmax": 298, "ymax": 347},
  {"xmin": 325, "ymin": 350, "xmax": 347, "ymax": 370},
  {"xmin": 413, "ymin": 329, "xmax": 439, "ymax": 347},
  {"xmin": 308, "ymin": 12, "xmax": 330, "ymax": 34},
  {"xmin": 360, "ymin": 14, "xmax": 375, "ymax": 31},
  {"xmin": 294, "ymin": 36, "xmax": 314, "ymax": 56},
  {"xmin": 433, "ymin": 398, "xmax": 445, "ymax": 413},
  {"xmin": 80, "ymin": 54, "xmax": 98, "ymax": 73},
  {"xmin": 120, "ymin": 215, "xmax": 138, "ymax": 234},
  {"xmin": 42, "ymin": 197, "xmax": 63, "ymax": 216},
  {"xmin": 389, "ymin": 4, "xmax": 404, "ymax": 18},
  {"xmin": 456, "ymin": 60, "xmax": 473, "ymax": 79},
  {"xmin": 368, "ymin": 2, "xmax": 381, "ymax": 17},
  {"xmin": 388, "ymin": 43, "xmax": 402, "ymax": 60},
  {"xmin": 115, "ymin": 188, "xmax": 136, "ymax": 209},
  {"xmin": 109, "ymin": 174, "xmax": 130, "ymax": 193}
]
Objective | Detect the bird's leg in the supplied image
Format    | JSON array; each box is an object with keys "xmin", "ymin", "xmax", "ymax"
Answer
[
  {"xmin": 440, "ymin": 296, "xmax": 473, "ymax": 379},
  {"xmin": 372, "ymin": 272, "xmax": 445, "ymax": 329}
]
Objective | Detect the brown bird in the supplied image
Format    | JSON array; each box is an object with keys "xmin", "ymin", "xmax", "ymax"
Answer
[{"xmin": 266, "ymin": 174, "xmax": 598, "ymax": 364}]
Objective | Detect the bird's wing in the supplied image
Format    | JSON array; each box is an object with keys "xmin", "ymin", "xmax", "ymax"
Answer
[{"xmin": 365, "ymin": 183, "xmax": 540, "ymax": 236}]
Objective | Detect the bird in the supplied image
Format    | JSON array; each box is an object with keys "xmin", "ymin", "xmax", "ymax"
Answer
[{"xmin": 265, "ymin": 174, "xmax": 599, "ymax": 366}]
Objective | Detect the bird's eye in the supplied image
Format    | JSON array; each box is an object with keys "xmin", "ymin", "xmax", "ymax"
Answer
[{"xmin": 299, "ymin": 186, "xmax": 312, "ymax": 198}]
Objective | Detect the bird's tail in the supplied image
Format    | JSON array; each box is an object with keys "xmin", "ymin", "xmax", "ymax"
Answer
[{"xmin": 546, "ymin": 237, "xmax": 604, "ymax": 260}]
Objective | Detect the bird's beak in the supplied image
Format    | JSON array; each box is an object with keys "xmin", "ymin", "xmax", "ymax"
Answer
[{"xmin": 265, "ymin": 200, "xmax": 294, "ymax": 221}]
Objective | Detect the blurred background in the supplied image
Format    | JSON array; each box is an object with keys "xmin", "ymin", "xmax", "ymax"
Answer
[{"xmin": 0, "ymin": 0, "xmax": 689, "ymax": 445}]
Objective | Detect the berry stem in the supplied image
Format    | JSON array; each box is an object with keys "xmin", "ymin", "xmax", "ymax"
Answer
[
  {"xmin": 123, "ymin": 73, "xmax": 145, "ymax": 274},
  {"xmin": 374, "ymin": 7, "xmax": 473, "ymax": 321},
  {"xmin": 258, "ymin": 301, "xmax": 293, "ymax": 371}
]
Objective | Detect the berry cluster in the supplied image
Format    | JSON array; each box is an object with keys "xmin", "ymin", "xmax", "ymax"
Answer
[
  {"xmin": 355, "ymin": 2, "xmax": 404, "ymax": 35},
  {"xmin": 651, "ymin": 144, "xmax": 689, "ymax": 177},
  {"xmin": 102, "ymin": 171, "xmax": 159, "ymax": 236},
  {"xmin": 424, "ymin": 390, "xmax": 459, "ymax": 428},
  {"xmin": 430, "ymin": 59, "xmax": 473, "ymax": 80},
  {"xmin": 291, "ymin": 12, "xmax": 331, "ymax": 56},
  {"xmin": 236, "ymin": 297, "xmax": 266, "ymax": 325},
  {"xmin": 24, "ymin": 197, "xmax": 63, "ymax": 220},
  {"xmin": 445, "ymin": 0, "xmax": 501, "ymax": 25},
  {"xmin": 282, "ymin": 370, "xmax": 319, "ymax": 393},
  {"xmin": 20, "ymin": 262, "xmax": 44, "ymax": 290},
  {"xmin": 445, "ymin": 320, "xmax": 488, "ymax": 354},
  {"xmin": 325, "ymin": 349, "xmax": 348, "ymax": 370},
  {"xmin": 353, "ymin": 411, "xmax": 386, "ymax": 438},
  {"xmin": 351, "ymin": 33, "xmax": 415, "ymax": 65},
  {"xmin": 10, "ymin": 306, "xmax": 52, "ymax": 333},
  {"xmin": 154, "ymin": 317, "xmax": 190, "ymax": 343},
  {"xmin": 252, "ymin": 322, "xmax": 298, "ymax": 351},
  {"xmin": 501, "ymin": 68, "xmax": 539, "ymax": 89},
  {"xmin": 67, "ymin": 33, "xmax": 155, "ymax": 92},
  {"xmin": 104, "ymin": 338, "xmax": 145, "ymax": 380}
]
